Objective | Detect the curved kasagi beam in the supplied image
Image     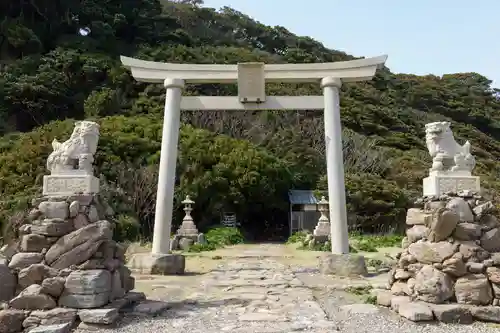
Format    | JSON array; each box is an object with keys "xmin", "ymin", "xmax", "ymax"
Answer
[{"xmin": 120, "ymin": 55, "xmax": 388, "ymax": 84}]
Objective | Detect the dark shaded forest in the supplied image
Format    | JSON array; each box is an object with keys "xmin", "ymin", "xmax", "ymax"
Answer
[{"xmin": 1, "ymin": 0, "xmax": 499, "ymax": 242}]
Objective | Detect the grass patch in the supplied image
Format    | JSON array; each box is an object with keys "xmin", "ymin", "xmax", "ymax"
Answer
[
  {"xmin": 345, "ymin": 285, "xmax": 373, "ymax": 296},
  {"xmin": 349, "ymin": 232, "xmax": 403, "ymax": 248},
  {"xmin": 364, "ymin": 295, "xmax": 377, "ymax": 305},
  {"xmin": 286, "ymin": 231, "xmax": 309, "ymax": 244},
  {"xmin": 184, "ymin": 226, "xmax": 245, "ymax": 253},
  {"xmin": 286, "ymin": 231, "xmax": 402, "ymax": 253}
]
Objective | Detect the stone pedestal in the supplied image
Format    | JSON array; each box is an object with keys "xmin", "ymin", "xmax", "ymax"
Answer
[
  {"xmin": 423, "ymin": 172, "xmax": 480, "ymax": 197},
  {"xmin": 127, "ymin": 253, "xmax": 185, "ymax": 275},
  {"xmin": 43, "ymin": 174, "xmax": 99, "ymax": 197},
  {"xmin": 319, "ymin": 253, "xmax": 368, "ymax": 276}
]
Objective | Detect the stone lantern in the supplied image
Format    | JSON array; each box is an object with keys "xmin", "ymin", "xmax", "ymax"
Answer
[
  {"xmin": 177, "ymin": 195, "xmax": 199, "ymax": 237},
  {"xmin": 313, "ymin": 196, "xmax": 330, "ymax": 241}
]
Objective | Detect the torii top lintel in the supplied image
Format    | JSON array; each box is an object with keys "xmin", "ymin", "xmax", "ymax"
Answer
[{"xmin": 120, "ymin": 55, "xmax": 388, "ymax": 84}]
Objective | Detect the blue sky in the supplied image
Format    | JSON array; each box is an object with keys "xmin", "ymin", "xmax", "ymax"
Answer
[{"xmin": 203, "ymin": 0, "xmax": 499, "ymax": 87}]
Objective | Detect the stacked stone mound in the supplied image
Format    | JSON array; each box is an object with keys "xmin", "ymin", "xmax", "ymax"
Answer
[
  {"xmin": 0, "ymin": 195, "xmax": 145, "ymax": 333},
  {"xmin": 378, "ymin": 190, "xmax": 500, "ymax": 323}
]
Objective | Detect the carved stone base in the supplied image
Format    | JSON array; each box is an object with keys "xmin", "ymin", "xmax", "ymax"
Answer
[
  {"xmin": 313, "ymin": 221, "xmax": 330, "ymax": 237},
  {"xmin": 43, "ymin": 174, "xmax": 99, "ymax": 197},
  {"xmin": 423, "ymin": 174, "xmax": 480, "ymax": 197}
]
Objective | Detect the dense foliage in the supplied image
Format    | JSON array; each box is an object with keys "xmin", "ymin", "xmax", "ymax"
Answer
[{"xmin": 1, "ymin": 0, "xmax": 500, "ymax": 241}]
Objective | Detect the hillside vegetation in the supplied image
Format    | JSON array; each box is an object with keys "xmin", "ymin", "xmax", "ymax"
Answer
[{"xmin": 1, "ymin": 0, "xmax": 500, "ymax": 241}]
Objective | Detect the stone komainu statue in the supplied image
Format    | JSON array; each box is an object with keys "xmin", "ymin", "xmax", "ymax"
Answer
[
  {"xmin": 46, "ymin": 121, "xmax": 100, "ymax": 175},
  {"xmin": 425, "ymin": 121, "xmax": 475, "ymax": 173}
]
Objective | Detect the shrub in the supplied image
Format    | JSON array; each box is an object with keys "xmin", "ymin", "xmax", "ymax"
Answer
[
  {"xmin": 205, "ymin": 226, "xmax": 245, "ymax": 247},
  {"xmin": 286, "ymin": 231, "xmax": 309, "ymax": 244}
]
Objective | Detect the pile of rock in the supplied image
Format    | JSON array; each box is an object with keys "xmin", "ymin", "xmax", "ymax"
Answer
[
  {"xmin": 0, "ymin": 195, "xmax": 145, "ymax": 332},
  {"xmin": 378, "ymin": 190, "xmax": 500, "ymax": 323}
]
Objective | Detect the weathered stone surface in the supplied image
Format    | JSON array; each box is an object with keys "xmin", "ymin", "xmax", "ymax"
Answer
[
  {"xmin": 406, "ymin": 208, "xmax": 431, "ymax": 225},
  {"xmin": 58, "ymin": 292, "xmax": 110, "ymax": 309},
  {"xmin": 128, "ymin": 253, "xmax": 186, "ymax": 275},
  {"xmin": 23, "ymin": 308, "xmax": 77, "ymax": 329},
  {"xmin": 470, "ymin": 306, "xmax": 500, "ymax": 323},
  {"xmin": 88, "ymin": 205, "xmax": 99, "ymax": 223},
  {"xmin": 45, "ymin": 220, "xmax": 112, "ymax": 264},
  {"xmin": 408, "ymin": 241, "xmax": 456, "ymax": 264},
  {"xmin": 73, "ymin": 213, "xmax": 89, "ymax": 229},
  {"xmin": 0, "ymin": 242, "xmax": 18, "ymax": 260},
  {"xmin": 130, "ymin": 300, "xmax": 170, "ymax": 315},
  {"xmin": 453, "ymin": 222, "xmax": 482, "ymax": 241},
  {"xmin": 20, "ymin": 233, "xmax": 50, "ymax": 252},
  {"xmin": 413, "ymin": 265, "xmax": 454, "ymax": 303},
  {"xmin": 430, "ymin": 304, "xmax": 473, "ymax": 324},
  {"xmin": 45, "ymin": 220, "xmax": 112, "ymax": 269},
  {"xmin": 340, "ymin": 303, "xmax": 380, "ymax": 314},
  {"xmin": 467, "ymin": 262, "xmax": 485, "ymax": 273},
  {"xmin": 481, "ymin": 227, "xmax": 500, "ymax": 252},
  {"xmin": 394, "ymin": 269, "xmax": 412, "ymax": 280},
  {"xmin": 458, "ymin": 241, "xmax": 489, "ymax": 261},
  {"xmin": 8, "ymin": 252, "xmax": 43, "ymax": 270},
  {"xmin": 18, "ymin": 264, "xmax": 58, "ymax": 289},
  {"xmin": 65, "ymin": 270, "xmax": 112, "ymax": 294},
  {"xmin": 110, "ymin": 270, "xmax": 125, "ymax": 300},
  {"xmin": 0, "ymin": 309, "xmax": 26, "ymax": 333},
  {"xmin": 486, "ymin": 267, "xmax": 500, "ymax": 286},
  {"xmin": 69, "ymin": 201, "xmax": 80, "ymax": 218},
  {"xmin": 0, "ymin": 263, "xmax": 16, "ymax": 301},
  {"xmin": 424, "ymin": 201, "xmax": 447, "ymax": 211},
  {"xmin": 428, "ymin": 208, "xmax": 459, "ymax": 242},
  {"xmin": 446, "ymin": 197, "xmax": 474, "ymax": 222},
  {"xmin": 119, "ymin": 266, "xmax": 134, "ymax": 292},
  {"xmin": 9, "ymin": 284, "xmax": 56, "ymax": 310},
  {"xmin": 455, "ymin": 274, "xmax": 493, "ymax": 305},
  {"xmin": 442, "ymin": 254, "xmax": 467, "ymax": 277},
  {"xmin": 390, "ymin": 295, "xmax": 410, "ymax": 312},
  {"xmin": 41, "ymin": 277, "xmax": 65, "ymax": 298},
  {"xmin": 406, "ymin": 225, "xmax": 428, "ymax": 243},
  {"xmin": 31, "ymin": 218, "xmax": 74, "ymax": 237},
  {"xmin": 391, "ymin": 281, "xmax": 409, "ymax": 296},
  {"xmin": 318, "ymin": 253, "xmax": 368, "ymax": 276},
  {"xmin": 179, "ymin": 237, "xmax": 194, "ymax": 251},
  {"xmin": 28, "ymin": 322, "xmax": 71, "ymax": 333},
  {"xmin": 38, "ymin": 201, "xmax": 69, "ymax": 220},
  {"xmin": 50, "ymin": 237, "xmax": 102, "ymax": 269},
  {"xmin": 480, "ymin": 214, "xmax": 499, "ymax": 231},
  {"xmin": 473, "ymin": 201, "xmax": 495, "ymax": 217},
  {"xmin": 197, "ymin": 233, "xmax": 207, "ymax": 245},
  {"xmin": 398, "ymin": 302, "xmax": 433, "ymax": 321},
  {"xmin": 78, "ymin": 308, "xmax": 119, "ymax": 324},
  {"xmin": 376, "ymin": 290, "xmax": 392, "ymax": 307},
  {"xmin": 28, "ymin": 209, "xmax": 42, "ymax": 221}
]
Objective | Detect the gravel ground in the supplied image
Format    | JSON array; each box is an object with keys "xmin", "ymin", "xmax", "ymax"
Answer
[{"xmin": 75, "ymin": 245, "xmax": 500, "ymax": 333}]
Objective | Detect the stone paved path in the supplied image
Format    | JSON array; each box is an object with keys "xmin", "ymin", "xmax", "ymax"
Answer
[{"xmin": 79, "ymin": 244, "xmax": 500, "ymax": 333}]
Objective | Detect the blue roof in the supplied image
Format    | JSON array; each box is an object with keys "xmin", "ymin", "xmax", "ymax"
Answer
[{"xmin": 288, "ymin": 190, "xmax": 319, "ymax": 205}]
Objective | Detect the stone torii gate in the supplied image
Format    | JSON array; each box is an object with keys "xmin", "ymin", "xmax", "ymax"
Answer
[{"xmin": 121, "ymin": 55, "xmax": 388, "ymax": 261}]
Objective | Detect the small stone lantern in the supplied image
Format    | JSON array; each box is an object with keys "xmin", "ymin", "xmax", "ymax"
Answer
[
  {"xmin": 313, "ymin": 196, "xmax": 330, "ymax": 240},
  {"xmin": 177, "ymin": 195, "xmax": 199, "ymax": 237}
]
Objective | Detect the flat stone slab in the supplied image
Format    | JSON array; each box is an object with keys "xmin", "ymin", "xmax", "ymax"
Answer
[
  {"xmin": 340, "ymin": 303, "xmax": 381, "ymax": 314},
  {"xmin": 129, "ymin": 300, "xmax": 171, "ymax": 315},
  {"xmin": 128, "ymin": 253, "xmax": 185, "ymax": 275},
  {"xmin": 28, "ymin": 322, "xmax": 72, "ymax": 333}
]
